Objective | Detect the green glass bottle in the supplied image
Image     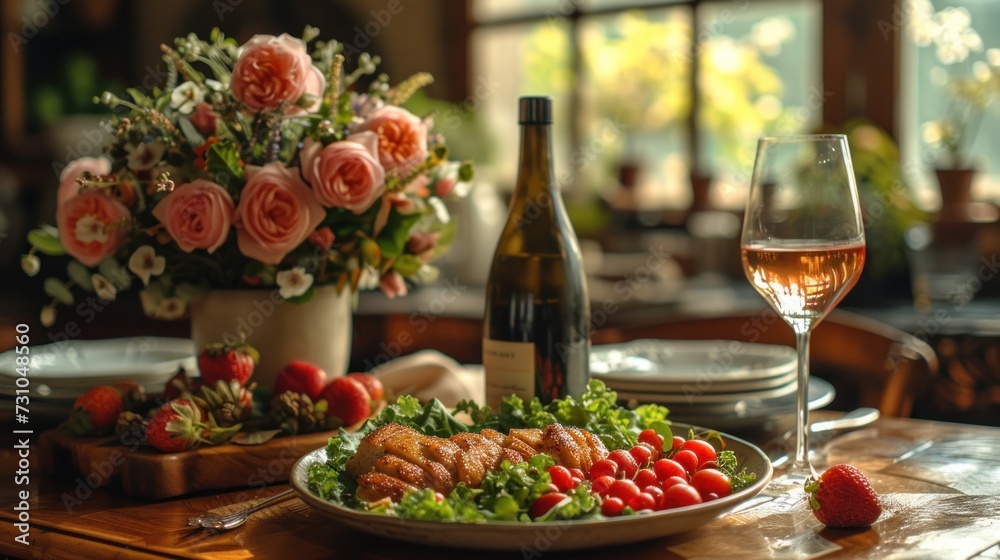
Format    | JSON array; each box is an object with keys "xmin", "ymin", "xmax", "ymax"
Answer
[{"xmin": 482, "ymin": 96, "xmax": 590, "ymax": 410}]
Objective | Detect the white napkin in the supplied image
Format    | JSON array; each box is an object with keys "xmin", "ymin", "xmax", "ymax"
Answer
[{"xmin": 371, "ymin": 350, "xmax": 484, "ymax": 408}]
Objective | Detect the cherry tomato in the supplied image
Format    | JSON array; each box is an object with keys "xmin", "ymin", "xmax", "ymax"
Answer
[
  {"xmin": 608, "ymin": 479, "xmax": 641, "ymax": 504},
  {"xmin": 589, "ymin": 459, "xmax": 619, "ymax": 481},
  {"xmin": 689, "ymin": 469, "xmax": 732, "ymax": 500},
  {"xmin": 608, "ymin": 449, "xmax": 639, "ymax": 479},
  {"xmin": 671, "ymin": 436, "xmax": 686, "ymax": 450},
  {"xmin": 530, "ymin": 492, "xmax": 569, "ymax": 519},
  {"xmin": 591, "ymin": 474, "xmax": 616, "ymax": 496},
  {"xmin": 601, "ymin": 496, "xmax": 626, "ymax": 517},
  {"xmin": 660, "ymin": 475, "xmax": 689, "ymax": 491},
  {"xmin": 634, "ymin": 468, "xmax": 658, "ymax": 489},
  {"xmin": 653, "ymin": 459, "xmax": 687, "ymax": 481},
  {"xmin": 629, "ymin": 444, "xmax": 653, "ymax": 467},
  {"xmin": 673, "ymin": 450, "xmax": 700, "ymax": 474},
  {"xmin": 629, "ymin": 492, "xmax": 657, "ymax": 512},
  {"xmin": 547, "ymin": 465, "xmax": 576, "ymax": 492},
  {"xmin": 679, "ymin": 439, "xmax": 718, "ymax": 466},
  {"xmin": 434, "ymin": 492, "xmax": 445, "ymax": 502},
  {"xmin": 641, "ymin": 485, "xmax": 665, "ymax": 510},
  {"xmin": 638, "ymin": 429, "xmax": 665, "ymax": 455},
  {"xmin": 569, "ymin": 468, "xmax": 586, "ymax": 481},
  {"xmin": 661, "ymin": 484, "xmax": 703, "ymax": 509}
]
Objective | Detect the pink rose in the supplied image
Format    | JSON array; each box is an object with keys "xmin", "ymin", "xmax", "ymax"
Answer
[
  {"xmin": 353, "ymin": 106, "xmax": 428, "ymax": 176},
  {"xmin": 308, "ymin": 227, "xmax": 335, "ymax": 251},
  {"xmin": 231, "ymin": 34, "xmax": 325, "ymax": 115},
  {"xmin": 56, "ymin": 190, "xmax": 130, "ymax": 267},
  {"xmin": 234, "ymin": 162, "xmax": 326, "ymax": 265},
  {"xmin": 151, "ymin": 179, "xmax": 235, "ymax": 253},
  {"xmin": 300, "ymin": 132, "xmax": 385, "ymax": 213},
  {"xmin": 379, "ymin": 271, "xmax": 408, "ymax": 299},
  {"xmin": 58, "ymin": 157, "xmax": 112, "ymax": 208},
  {"xmin": 189, "ymin": 102, "xmax": 219, "ymax": 136}
]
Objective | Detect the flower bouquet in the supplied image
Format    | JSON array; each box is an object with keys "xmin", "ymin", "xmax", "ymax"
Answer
[{"xmin": 24, "ymin": 27, "xmax": 473, "ymax": 326}]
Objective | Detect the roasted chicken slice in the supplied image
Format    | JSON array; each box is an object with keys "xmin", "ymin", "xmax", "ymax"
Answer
[{"xmin": 347, "ymin": 423, "xmax": 609, "ymax": 503}]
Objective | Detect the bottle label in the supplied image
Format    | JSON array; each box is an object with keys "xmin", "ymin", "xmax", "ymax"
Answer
[{"xmin": 483, "ymin": 338, "xmax": 535, "ymax": 410}]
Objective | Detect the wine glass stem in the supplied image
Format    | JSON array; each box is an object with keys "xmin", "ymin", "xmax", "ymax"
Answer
[{"xmin": 792, "ymin": 329, "xmax": 815, "ymax": 478}]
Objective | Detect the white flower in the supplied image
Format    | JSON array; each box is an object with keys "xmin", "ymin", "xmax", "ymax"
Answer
[
  {"xmin": 170, "ymin": 81, "xmax": 203, "ymax": 114},
  {"xmin": 428, "ymin": 196, "xmax": 450, "ymax": 224},
  {"xmin": 75, "ymin": 215, "xmax": 108, "ymax": 243},
  {"xmin": 356, "ymin": 263, "xmax": 380, "ymax": 291},
  {"xmin": 128, "ymin": 245, "xmax": 166, "ymax": 286},
  {"xmin": 21, "ymin": 254, "xmax": 40, "ymax": 277},
  {"xmin": 155, "ymin": 298, "xmax": 186, "ymax": 320},
  {"xmin": 91, "ymin": 273, "xmax": 117, "ymax": 302},
  {"xmin": 125, "ymin": 142, "xmax": 166, "ymax": 171},
  {"xmin": 40, "ymin": 306, "xmax": 56, "ymax": 327},
  {"xmin": 922, "ymin": 121, "xmax": 944, "ymax": 144},
  {"xmin": 276, "ymin": 266, "xmax": 314, "ymax": 299}
]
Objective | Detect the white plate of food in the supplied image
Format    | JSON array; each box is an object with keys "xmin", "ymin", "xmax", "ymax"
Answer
[{"xmin": 290, "ymin": 422, "xmax": 773, "ymax": 551}]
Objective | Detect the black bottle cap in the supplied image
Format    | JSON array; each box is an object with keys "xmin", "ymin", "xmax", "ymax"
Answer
[{"xmin": 519, "ymin": 96, "xmax": 552, "ymax": 124}]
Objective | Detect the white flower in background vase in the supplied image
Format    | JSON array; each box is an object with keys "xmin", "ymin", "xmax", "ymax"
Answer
[
  {"xmin": 276, "ymin": 266, "xmax": 314, "ymax": 299},
  {"xmin": 128, "ymin": 245, "xmax": 166, "ymax": 285},
  {"xmin": 91, "ymin": 273, "xmax": 117, "ymax": 301}
]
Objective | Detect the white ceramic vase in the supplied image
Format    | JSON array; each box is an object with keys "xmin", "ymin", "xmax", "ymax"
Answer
[{"xmin": 189, "ymin": 284, "xmax": 352, "ymax": 389}]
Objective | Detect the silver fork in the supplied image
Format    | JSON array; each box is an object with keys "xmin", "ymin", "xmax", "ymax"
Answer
[{"xmin": 187, "ymin": 488, "xmax": 297, "ymax": 530}]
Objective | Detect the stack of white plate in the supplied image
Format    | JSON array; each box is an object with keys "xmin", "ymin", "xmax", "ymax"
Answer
[
  {"xmin": 590, "ymin": 339, "xmax": 834, "ymax": 430},
  {"xmin": 0, "ymin": 337, "xmax": 196, "ymax": 418}
]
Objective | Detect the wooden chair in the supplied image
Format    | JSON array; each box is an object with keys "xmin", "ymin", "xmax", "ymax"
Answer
[{"xmin": 592, "ymin": 308, "xmax": 939, "ymax": 417}]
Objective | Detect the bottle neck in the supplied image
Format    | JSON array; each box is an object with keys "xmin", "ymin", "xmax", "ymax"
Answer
[{"xmin": 515, "ymin": 124, "xmax": 556, "ymax": 199}]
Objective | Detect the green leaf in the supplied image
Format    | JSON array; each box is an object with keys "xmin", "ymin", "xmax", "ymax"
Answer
[
  {"xmin": 391, "ymin": 254, "xmax": 422, "ymax": 277},
  {"xmin": 177, "ymin": 116, "xmax": 206, "ymax": 147},
  {"xmin": 27, "ymin": 228, "xmax": 66, "ymax": 256},
  {"xmin": 376, "ymin": 210, "xmax": 421, "ymax": 258},
  {"xmin": 284, "ymin": 286, "xmax": 314, "ymax": 304},
  {"xmin": 230, "ymin": 429, "xmax": 282, "ymax": 445},
  {"xmin": 67, "ymin": 261, "xmax": 94, "ymax": 291},
  {"xmin": 98, "ymin": 260, "xmax": 132, "ymax": 290},
  {"xmin": 205, "ymin": 141, "xmax": 244, "ymax": 188},
  {"xmin": 44, "ymin": 278, "xmax": 74, "ymax": 305}
]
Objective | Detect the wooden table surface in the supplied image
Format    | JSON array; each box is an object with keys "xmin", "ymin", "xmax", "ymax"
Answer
[{"xmin": 1, "ymin": 414, "xmax": 999, "ymax": 559}]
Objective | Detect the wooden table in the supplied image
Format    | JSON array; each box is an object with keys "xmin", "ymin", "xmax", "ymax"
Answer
[{"xmin": 1, "ymin": 415, "xmax": 998, "ymax": 559}]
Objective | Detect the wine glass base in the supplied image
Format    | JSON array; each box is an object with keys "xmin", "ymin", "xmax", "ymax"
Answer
[{"xmin": 767, "ymin": 462, "xmax": 818, "ymax": 495}]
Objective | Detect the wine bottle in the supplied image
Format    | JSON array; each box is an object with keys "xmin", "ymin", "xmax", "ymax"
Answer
[{"xmin": 482, "ymin": 96, "xmax": 591, "ymax": 410}]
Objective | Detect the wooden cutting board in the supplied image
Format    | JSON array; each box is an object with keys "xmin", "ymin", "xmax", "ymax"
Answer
[{"xmin": 37, "ymin": 428, "xmax": 335, "ymax": 500}]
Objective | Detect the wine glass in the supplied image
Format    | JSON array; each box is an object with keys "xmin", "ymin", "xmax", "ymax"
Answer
[{"xmin": 741, "ymin": 135, "xmax": 866, "ymax": 488}]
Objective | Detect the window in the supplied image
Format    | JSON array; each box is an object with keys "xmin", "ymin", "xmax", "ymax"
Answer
[
  {"xmin": 900, "ymin": 0, "xmax": 1000, "ymax": 210},
  {"xmin": 471, "ymin": 0, "xmax": 822, "ymax": 217}
]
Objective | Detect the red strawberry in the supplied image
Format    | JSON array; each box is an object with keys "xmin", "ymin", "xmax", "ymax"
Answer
[
  {"xmin": 321, "ymin": 377, "xmax": 371, "ymax": 427},
  {"xmin": 806, "ymin": 464, "xmax": 882, "ymax": 528},
  {"xmin": 273, "ymin": 361, "xmax": 328, "ymax": 401},
  {"xmin": 347, "ymin": 372, "xmax": 384, "ymax": 401},
  {"xmin": 197, "ymin": 342, "xmax": 259, "ymax": 387},
  {"xmin": 65, "ymin": 385, "xmax": 125, "ymax": 436},
  {"xmin": 145, "ymin": 399, "xmax": 210, "ymax": 453}
]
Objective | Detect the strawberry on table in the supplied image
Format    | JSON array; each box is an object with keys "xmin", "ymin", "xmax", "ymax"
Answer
[
  {"xmin": 145, "ymin": 398, "xmax": 238, "ymax": 453},
  {"xmin": 346, "ymin": 372, "xmax": 384, "ymax": 401},
  {"xmin": 273, "ymin": 361, "xmax": 328, "ymax": 401},
  {"xmin": 806, "ymin": 464, "xmax": 882, "ymax": 528},
  {"xmin": 197, "ymin": 341, "xmax": 259, "ymax": 387},
  {"xmin": 321, "ymin": 377, "xmax": 372, "ymax": 427},
  {"xmin": 65, "ymin": 385, "xmax": 126, "ymax": 436}
]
